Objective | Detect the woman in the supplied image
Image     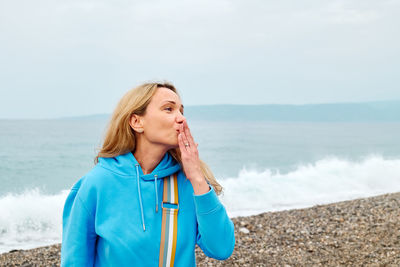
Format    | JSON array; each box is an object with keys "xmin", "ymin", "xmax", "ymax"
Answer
[{"xmin": 61, "ymin": 82, "xmax": 235, "ymax": 266}]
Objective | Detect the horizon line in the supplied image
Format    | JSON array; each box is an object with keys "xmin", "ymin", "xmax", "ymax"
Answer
[{"xmin": 1, "ymin": 99, "xmax": 399, "ymax": 120}]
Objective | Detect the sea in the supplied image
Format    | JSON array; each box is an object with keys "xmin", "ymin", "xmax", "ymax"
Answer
[{"xmin": 1, "ymin": 117, "xmax": 400, "ymax": 253}]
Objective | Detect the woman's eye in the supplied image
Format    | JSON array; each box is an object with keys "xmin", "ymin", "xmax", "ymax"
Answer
[{"xmin": 165, "ymin": 107, "xmax": 173, "ymax": 111}]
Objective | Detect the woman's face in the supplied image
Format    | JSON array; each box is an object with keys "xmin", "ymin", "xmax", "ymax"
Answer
[{"xmin": 133, "ymin": 87, "xmax": 185, "ymax": 149}]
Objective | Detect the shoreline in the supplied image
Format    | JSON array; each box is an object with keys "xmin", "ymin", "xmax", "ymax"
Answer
[{"xmin": 1, "ymin": 192, "xmax": 400, "ymax": 266}]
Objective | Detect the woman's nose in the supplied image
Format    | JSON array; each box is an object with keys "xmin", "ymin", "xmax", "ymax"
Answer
[{"xmin": 176, "ymin": 112, "xmax": 186, "ymax": 123}]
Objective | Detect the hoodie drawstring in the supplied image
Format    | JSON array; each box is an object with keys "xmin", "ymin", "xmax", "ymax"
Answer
[
  {"xmin": 135, "ymin": 164, "xmax": 146, "ymax": 232},
  {"xmin": 154, "ymin": 175, "xmax": 159, "ymax": 213}
]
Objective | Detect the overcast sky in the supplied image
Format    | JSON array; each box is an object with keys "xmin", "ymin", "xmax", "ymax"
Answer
[{"xmin": 1, "ymin": 0, "xmax": 399, "ymax": 119}]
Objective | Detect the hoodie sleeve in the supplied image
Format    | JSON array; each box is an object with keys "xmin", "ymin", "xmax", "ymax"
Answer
[
  {"xmin": 61, "ymin": 179, "xmax": 97, "ymax": 267},
  {"xmin": 193, "ymin": 186, "xmax": 235, "ymax": 260}
]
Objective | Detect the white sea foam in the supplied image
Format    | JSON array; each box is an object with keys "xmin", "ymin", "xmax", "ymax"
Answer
[
  {"xmin": 0, "ymin": 189, "xmax": 69, "ymax": 253},
  {"xmin": 220, "ymin": 155, "xmax": 400, "ymax": 217},
  {"xmin": 1, "ymin": 155, "xmax": 400, "ymax": 253}
]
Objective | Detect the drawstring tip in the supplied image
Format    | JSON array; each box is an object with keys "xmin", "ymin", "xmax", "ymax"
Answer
[
  {"xmin": 156, "ymin": 204, "xmax": 158, "ymax": 213},
  {"xmin": 143, "ymin": 223, "xmax": 146, "ymax": 232}
]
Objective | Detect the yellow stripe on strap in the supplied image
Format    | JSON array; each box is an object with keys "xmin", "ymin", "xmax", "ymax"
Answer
[{"xmin": 159, "ymin": 173, "xmax": 179, "ymax": 267}]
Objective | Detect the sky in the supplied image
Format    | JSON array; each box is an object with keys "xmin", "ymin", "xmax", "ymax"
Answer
[{"xmin": 0, "ymin": 0, "xmax": 399, "ymax": 119}]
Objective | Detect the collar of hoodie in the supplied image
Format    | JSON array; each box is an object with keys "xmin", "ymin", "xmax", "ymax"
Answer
[{"xmin": 98, "ymin": 152, "xmax": 181, "ymax": 232}]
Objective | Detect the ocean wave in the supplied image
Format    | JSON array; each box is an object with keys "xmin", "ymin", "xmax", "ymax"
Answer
[
  {"xmin": 0, "ymin": 189, "xmax": 69, "ymax": 253},
  {"xmin": 220, "ymin": 155, "xmax": 400, "ymax": 217}
]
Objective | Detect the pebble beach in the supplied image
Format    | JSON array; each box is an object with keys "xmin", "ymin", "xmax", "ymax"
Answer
[{"xmin": 1, "ymin": 192, "xmax": 399, "ymax": 266}]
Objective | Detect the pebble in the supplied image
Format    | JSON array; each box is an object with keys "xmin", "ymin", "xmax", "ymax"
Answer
[{"xmin": 239, "ymin": 227, "xmax": 250, "ymax": 234}]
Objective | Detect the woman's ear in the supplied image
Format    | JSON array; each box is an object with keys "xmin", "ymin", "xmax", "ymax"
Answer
[{"xmin": 129, "ymin": 114, "xmax": 144, "ymax": 133}]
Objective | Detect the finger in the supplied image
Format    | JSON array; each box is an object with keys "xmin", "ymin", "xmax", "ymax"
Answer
[
  {"xmin": 178, "ymin": 133, "xmax": 188, "ymax": 152},
  {"xmin": 181, "ymin": 125, "xmax": 191, "ymax": 149},
  {"xmin": 184, "ymin": 121, "xmax": 196, "ymax": 146},
  {"xmin": 180, "ymin": 128, "xmax": 190, "ymax": 149}
]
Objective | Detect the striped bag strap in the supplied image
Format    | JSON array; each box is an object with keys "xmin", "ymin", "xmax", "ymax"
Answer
[{"xmin": 159, "ymin": 173, "xmax": 179, "ymax": 267}]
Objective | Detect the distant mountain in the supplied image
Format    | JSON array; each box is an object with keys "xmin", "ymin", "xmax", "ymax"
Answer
[
  {"xmin": 183, "ymin": 101, "xmax": 400, "ymax": 122},
  {"xmin": 61, "ymin": 101, "xmax": 400, "ymax": 122}
]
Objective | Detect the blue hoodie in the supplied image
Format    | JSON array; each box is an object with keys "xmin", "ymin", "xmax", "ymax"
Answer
[{"xmin": 61, "ymin": 152, "xmax": 235, "ymax": 266}]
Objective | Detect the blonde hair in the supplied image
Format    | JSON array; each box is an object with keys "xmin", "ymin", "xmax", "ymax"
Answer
[{"xmin": 95, "ymin": 82, "xmax": 223, "ymax": 195}]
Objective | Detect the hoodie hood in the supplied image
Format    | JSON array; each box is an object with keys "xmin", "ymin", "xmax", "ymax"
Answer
[
  {"xmin": 98, "ymin": 151, "xmax": 181, "ymax": 231},
  {"xmin": 97, "ymin": 151, "xmax": 181, "ymax": 179}
]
